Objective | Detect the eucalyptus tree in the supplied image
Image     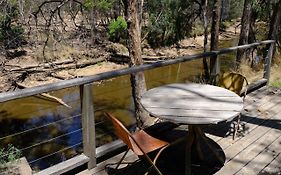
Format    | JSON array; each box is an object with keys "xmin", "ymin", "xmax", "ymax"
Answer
[
  {"xmin": 267, "ymin": 0, "xmax": 281, "ymax": 45},
  {"xmin": 145, "ymin": 0, "xmax": 197, "ymax": 47},
  {"xmin": 0, "ymin": 0, "xmax": 26, "ymax": 50},
  {"xmin": 210, "ymin": 0, "xmax": 222, "ymax": 77},
  {"xmin": 236, "ymin": 0, "xmax": 253, "ymax": 65},
  {"xmin": 122, "ymin": 0, "xmax": 155, "ymax": 128}
]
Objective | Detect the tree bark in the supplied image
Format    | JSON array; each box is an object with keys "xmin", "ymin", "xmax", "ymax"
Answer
[
  {"xmin": 236, "ymin": 0, "xmax": 253, "ymax": 65},
  {"xmin": 267, "ymin": 0, "xmax": 281, "ymax": 43},
  {"xmin": 210, "ymin": 0, "xmax": 221, "ymax": 79},
  {"xmin": 202, "ymin": 0, "xmax": 210, "ymax": 80},
  {"xmin": 221, "ymin": 0, "xmax": 230, "ymax": 20},
  {"xmin": 123, "ymin": 0, "xmax": 154, "ymax": 128}
]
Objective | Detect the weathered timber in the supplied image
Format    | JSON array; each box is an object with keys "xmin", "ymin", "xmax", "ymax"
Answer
[
  {"xmin": 34, "ymin": 154, "xmax": 89, "ymax": 175},
  {"xmin": 88, "ymin": 87, "xmax": 281, "ymax": 175},
  {"xmin": 16, "ymin": 82, "xmax": 71, "ymax": 108},
  {"xmin": 9, "ymin": 58, "xmax": 106, "ymax": 73},
  {"xmin": 241, "ymin": 78, "xmax": 267, "ymax": 96},
  {"xmin": 80, "ymin": 84, "xmax": 96, "ymax": 169},
  {"xmin": 263, "ymin": 42, "xmax": 275, "ymax": 82},
  {"xmin": 0, "ymin": 40, "xmax": 275, "ymax": 103}
]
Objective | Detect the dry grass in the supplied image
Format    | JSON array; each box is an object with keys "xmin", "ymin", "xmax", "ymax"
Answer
[{"xmin": 240, "ymin": 55, "xmax": 281, "ymax": 88}]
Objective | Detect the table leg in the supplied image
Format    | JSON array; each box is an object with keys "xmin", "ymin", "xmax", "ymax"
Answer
[
  {"xmin": 184, "ymin": 125, "xmax": 225, "ymax": 175},
  {"xmin": 194, "ymin": 126, "xmax": 225, "ymax": 165},
  {"xmin": 185, "ymin": 125, "xmax": 195, "ymax": 175}
]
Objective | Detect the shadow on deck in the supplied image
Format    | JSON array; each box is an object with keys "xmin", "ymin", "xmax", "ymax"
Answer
[{"xmin": 79, "ymin": 86, "xmax": 281, "ymax": 175}]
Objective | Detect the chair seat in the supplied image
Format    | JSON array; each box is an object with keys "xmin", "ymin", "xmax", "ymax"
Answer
[
  {"xmin": 131, "ymin": 130, "xmax": 169, "ymax": 156},
  {"xmin": 104, "ymin": 112, "xmax": 169, "ymax": 175}
]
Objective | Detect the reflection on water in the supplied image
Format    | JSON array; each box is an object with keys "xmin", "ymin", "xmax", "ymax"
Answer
[{"xmin": 0, "ymin": 38, "xmax": 239, "ymax": 170}]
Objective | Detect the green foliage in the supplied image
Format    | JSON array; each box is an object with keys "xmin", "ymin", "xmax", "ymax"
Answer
[
  {"xmin": 83, "ymin": 0, "xmax": 94, "ymax": 10},
  {"xmin": 0, "ymin": 2, "xmax": 25, "ymax": 49},
  {"xmin": 83, "ymin": 0, "xmax": 114, "ymax": 11},
  {"xmin": 108, "ymin": 16, "xmax": 127, "ymax": 42},
  {"xmin": 0, "ymin": 144, "xmax": 21, "ymax": 165},
  {"xmin": 228, "ymin": 0, "xmax": 244, "ymax": 19},
  {"xmin": 145, "ymin": 0, "xmax": 194, "ymax": 47},
  {"xmin": 270, "ymin": 81, "xmax": 281, "ymax": 88},
  {"xmin": 191, "ymin": 23, "xmax": 204, "ymax": 37},
  {"xmin": 220, "ymin": 20, "xmax": 237, "ymax": 31},
  {"xmin": 97, "ymin": 0, "xmax": 113, "ymax": 12}
]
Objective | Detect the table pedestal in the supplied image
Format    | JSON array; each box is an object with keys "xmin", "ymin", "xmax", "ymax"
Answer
[{"xmin": 185, "ymin": 125, "xmax": 225, "ymax": 175}]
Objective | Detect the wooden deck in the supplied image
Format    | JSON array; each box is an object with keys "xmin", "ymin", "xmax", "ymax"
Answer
[{"xmin": 78, "ymin": 86, "xmax": 281, "ymax": 175}]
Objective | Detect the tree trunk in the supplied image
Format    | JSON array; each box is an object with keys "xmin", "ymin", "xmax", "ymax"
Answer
[
  {"xmin": 267, "ymin": 0, "xmax": 281, "ymax": 43},
  {"xmin": 236, "ymin": 0, "xmax": 253, "ymax": 65},
  {"xmin": 202, "ymin": 0, "xmax": 210, "ymax": 80},
  {"xmin": 221, "ymin": 0, "xmax": 230, "ymax": 20},
  {"xmin": 123, "ymin": 0, "xmax": 154, "ymax": 128},
  {"xmin": 90, "ymin": 5, "xmax": 96, "ymax": 45},
  {"xmin": 210, "ymin": 0, "xmax": 221, "ymax": 79}
]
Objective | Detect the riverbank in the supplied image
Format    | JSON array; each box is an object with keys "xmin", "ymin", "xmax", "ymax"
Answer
[{"xmin": 0, "ymin": 23, "xmax": 243, "ymax": 93}]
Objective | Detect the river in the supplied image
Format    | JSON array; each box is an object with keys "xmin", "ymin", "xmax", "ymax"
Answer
[{"xmin": 0, "ymin": 38, "xmax": 239, "ymax": 170}]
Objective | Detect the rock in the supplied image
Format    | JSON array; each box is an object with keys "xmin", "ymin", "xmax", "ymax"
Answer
[
  {"xmin": 105, "ymin": 42, "xmax": 129, "ymax": 56},
  {"xmin": 0, "ymin": 157, "xmax": 32, "ymax": 175}
]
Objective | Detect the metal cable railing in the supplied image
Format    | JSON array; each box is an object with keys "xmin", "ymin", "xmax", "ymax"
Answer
[
  {"xmin": 0, "ymin": 114, "xmax": 81, "ymax": 141},
  {"xmin": 29, "ymin": 142, "xmax": 83, "ymax": 165},
  {"xmin": 0, "ymin": 40, "xmax": 275, "ymax": 174}
]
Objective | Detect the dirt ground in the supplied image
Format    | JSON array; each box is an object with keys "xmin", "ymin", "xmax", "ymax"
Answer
[{"xmin": 0, "ymin": 24, "xmax": 252, "ymax": 93}]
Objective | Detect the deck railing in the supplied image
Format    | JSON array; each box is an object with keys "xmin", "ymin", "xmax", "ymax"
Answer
[{"xmin": 0, "ymin": 40, "xmax": 275, "ymax": 174}]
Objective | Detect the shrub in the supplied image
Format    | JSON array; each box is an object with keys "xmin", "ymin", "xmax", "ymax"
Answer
[
  {"xmin": 0, "ymin": 144, "xmax": 21, "ymax": 165},
  {"xmin": 108, "ymin": 16, "xmax": 127, "ymax": 42},
  {"xmin": 0, "ymin": 2, "xmax": 26, "ymax": 49}
]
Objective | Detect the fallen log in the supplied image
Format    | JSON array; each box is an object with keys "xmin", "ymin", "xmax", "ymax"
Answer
[
  {"xmin": 9, "ymin": 57, "xmax": 106, "ymax": 73},
  {"xmin": 16, "ymin": 83, "xmax": 72, "ymax": 108},
  {"xmin": 108, "ymin": 53, "xmax": 169, "ymax": 63},
  {"xmin": 6, "ymin": 59, "xmax": 75, "ymax": 71}
]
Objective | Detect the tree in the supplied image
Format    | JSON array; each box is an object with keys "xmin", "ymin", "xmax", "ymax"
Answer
[
  {"xmin": 199, "ymin": 0, "xmax": 210, "ymax": 80},
  {"xmin": 145, "ymin": 0, "xmax": 196, "ymax": 47},
  {"xmin": 210, "ymin": 0, "xmax": 222, "ymax": 78},
  {"xmin": 267, "ymin": 0, "xmax": 281, "ymax": 44},
  {"xmin": 0, "ymin": 0, "xmax": 26, "ymax": 49},
  {"xmin": 122, "ymin": 0, "xmax": 154, "ymax": 128},
  {"xmin": 236, "ymin": 0, "xmax": 253, "ymax": 65}
]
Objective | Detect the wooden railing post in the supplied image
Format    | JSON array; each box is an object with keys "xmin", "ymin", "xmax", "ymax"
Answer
[
  {"xmin": 263, "ymin": 42, "xmax": 275, "ymax": 84},
  {"xmin": 80, "ymin": 84, "xmax": 96, "ymax": 169}
]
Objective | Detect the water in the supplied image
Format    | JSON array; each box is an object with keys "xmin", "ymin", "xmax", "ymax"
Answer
[{"xmin": 0, "ymin": 38, "xmax": 239, "ymax": 170}]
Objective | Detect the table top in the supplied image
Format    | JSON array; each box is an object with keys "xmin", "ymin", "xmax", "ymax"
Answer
[{"xmin": 141, "ymin": 83, "xmax": 244, "ymax": 125}]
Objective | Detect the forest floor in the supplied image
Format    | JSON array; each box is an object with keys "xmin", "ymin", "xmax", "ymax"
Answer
[{"xmin": 0, "ymin": 22, "xmax": 279, "ymax": 93}]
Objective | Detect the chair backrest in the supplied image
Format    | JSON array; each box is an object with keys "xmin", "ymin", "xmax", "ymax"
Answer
[
  {"xmin": 218, "ymin": 72, "xmax": 248, "ymax": 95},
  {"xmin": 104, "ymin": 112, "xmax": 135, "ymax": 150}
]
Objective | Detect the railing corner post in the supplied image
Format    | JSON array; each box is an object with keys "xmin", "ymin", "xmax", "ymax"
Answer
[
  {"xmin": 263, "ymin": 41, "xmax": 275, "ymax": 84},
  {"xmin": 80, "ymin": 84, "xmax": 96, "ymax": 169}
]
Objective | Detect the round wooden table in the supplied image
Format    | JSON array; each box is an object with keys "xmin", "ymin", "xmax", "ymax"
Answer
[{"xmin": 140, "ymin": 83, "xmax": 244, "ymax": 175}]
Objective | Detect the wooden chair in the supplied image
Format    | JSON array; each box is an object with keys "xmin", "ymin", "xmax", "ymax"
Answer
[
  {"xmin": 217, "ymin": 72, "xmax": 249, "ymax": 139},
  {"xmin": 104, "ymin": 112, "xmax": 169, "ymax": 175}
]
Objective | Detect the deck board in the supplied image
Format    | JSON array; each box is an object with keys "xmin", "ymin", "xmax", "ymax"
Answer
[{"xmin": 79, "ymin": 86, "xmax": 281, "ymax": 175}]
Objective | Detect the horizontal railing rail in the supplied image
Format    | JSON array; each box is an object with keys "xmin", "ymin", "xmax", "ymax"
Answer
[
  {"xmin": 0, "ymin": 40, "xmax": 275, "ymax": 174},
  {"xmin": 0, "ymin": 40, "xmax": 275, "ymax": 103}
]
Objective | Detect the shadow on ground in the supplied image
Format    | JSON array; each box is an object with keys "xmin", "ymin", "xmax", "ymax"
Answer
[{"xmin": 106, "ymin": 122, "xmax": 225, "ymax": 175}]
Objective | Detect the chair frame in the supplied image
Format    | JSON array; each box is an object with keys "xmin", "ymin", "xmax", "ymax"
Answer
[
  {"xmin": 216, "ymin": 72, "xmax": 249, "ymax": 140},
  {"xmin": 104, "ymin": 112, "xmax": 169, "ymax": 175}
]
